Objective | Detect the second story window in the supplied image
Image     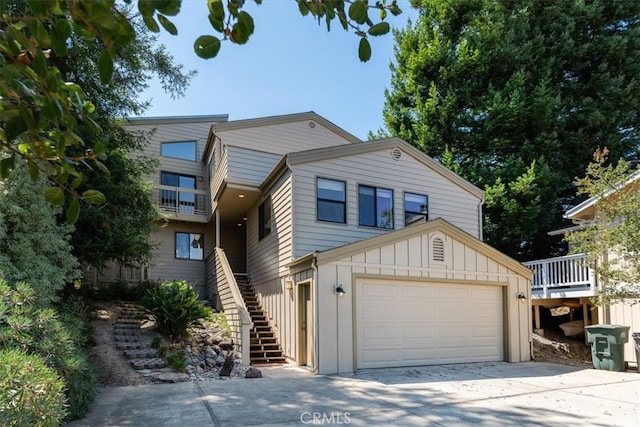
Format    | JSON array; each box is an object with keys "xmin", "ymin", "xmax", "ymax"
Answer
[
  {"xmin": 259, "ymin": 197, "xmax": 272, "ymax": 240},
  {"xmin": 161, "ymin": 172, "xmax": 196, "ymax": 214},
  {"xmin": 161, "ymin": 141, "xmax": 196, "ymax": 161},
  {"xmin": 359, "ymin": 185, "xmax": 393, "ymax": 229},
  {"xmin": 317, "ymin": 178, "xmax": 346, "ymax": 223},
  {"xmin": 404, "ymin": 193, "xmax": 428, "ymax": 225}
]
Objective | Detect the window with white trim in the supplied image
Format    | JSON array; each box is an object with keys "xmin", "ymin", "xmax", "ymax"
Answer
[
  {"xmin": 404, "ymin": 192, "xmax": 428, "ymax": 225},
  {"xmin": 259, "ymin": 197, "xmax": 272, "ymax": 240},
  {"xmin": 161, "ymin": 141, "xmax": 196, "ymax": 161}
]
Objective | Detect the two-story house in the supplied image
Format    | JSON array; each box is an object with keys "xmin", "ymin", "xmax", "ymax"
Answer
[{"xmin": 92, "ymin": 112, "xmax": 532, "ymax": 374}]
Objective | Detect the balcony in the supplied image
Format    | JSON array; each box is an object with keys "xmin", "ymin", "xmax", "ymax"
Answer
[
  {"xmin": 522, "ymin": 253, "xmax": 597, "ymax": 299},
  {"xmin": 153, "ymin": 185, "xmax": 208, "ymax": 223}
]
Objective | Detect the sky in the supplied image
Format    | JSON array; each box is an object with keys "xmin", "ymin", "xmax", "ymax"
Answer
[{"xmin": 141, "ymin": 1, "xmax": 419, "ymax": 140}]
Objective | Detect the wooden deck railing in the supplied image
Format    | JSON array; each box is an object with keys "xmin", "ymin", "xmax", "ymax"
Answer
[
  {"xmin": 523, "ymin": 253, "xmax": 597, "ymax": 299},
  {"xmin": 213, "ymin": 247, "xmax": 252, "ymax": 366}
]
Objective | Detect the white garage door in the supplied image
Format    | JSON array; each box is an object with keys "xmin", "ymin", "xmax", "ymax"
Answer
[{"xmin": 356, "ymin": 278, "xmax": 504, "ymax": 369}]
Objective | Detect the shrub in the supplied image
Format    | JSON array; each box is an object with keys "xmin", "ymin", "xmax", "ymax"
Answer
[
  {"xmin": 0, "ymin": 348, "xmax": 67, "ymax": 427},
  {"xmin": 0, "ymin": 280, "xmax": 97, "ymax": 421},
  {"xmin": 166, "ymin": 349, "xmax": 187, "ymax": 372},
  {"xmin": 210, "ymin": 311, "xmax": 231, "ymax": 336},
  {"xmin": 140, "ymin": 280, "xmax": 212, "ymax": 341}
]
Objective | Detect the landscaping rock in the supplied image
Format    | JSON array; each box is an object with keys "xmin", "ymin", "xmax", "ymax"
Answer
[
  {"xmin": 219, "ymin": 340, "xmax": 234, "ymax": 351},
  {"xmin": 245, "ymin": 367, "xmax": 262, "ymax": 379},
  {"xmin": 219, "ymin": 355, "xmax": 234, "ymax": 376}
]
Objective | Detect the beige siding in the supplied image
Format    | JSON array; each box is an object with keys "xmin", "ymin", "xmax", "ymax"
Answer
[
  {"xmin": 220, "ymin": 226, "xmax": 245, "ymax": 273},
  {"xmin": 315, "ymin": 228, "xmax": 531, "ymax": 374},
  {"xmin": 226, "ymin": 146, "xmax": 283, "ymax": 186},
  {"xmin": 246, "ymin": 172, "xmax": 293, "ymax": 283},
  {"xmin": 148, "ymin": 222, "xmax": 212, "ymax": 297},
  {"xmin": 602, "ymin": 300, "xmax": 640, "ymax": 364},
  {"xmin": 292, "ymin": 148, "xmax": 482, "ymax": 258},
  {"xmin": 216, "ymin": 119, "xmax": 355, "ymax": 155}
]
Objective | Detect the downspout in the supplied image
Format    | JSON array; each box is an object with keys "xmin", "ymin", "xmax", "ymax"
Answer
[
  {"xmin": 312, "ymin": 251, "xmax": 320, "ymax": 374},
  {"xmin": 478, "ymin": 198, "xmax": 485, "ymax": 241}
]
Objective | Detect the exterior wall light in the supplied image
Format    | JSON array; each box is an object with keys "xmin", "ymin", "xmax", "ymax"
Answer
[
  {"xmin": 517, "ymin": 292, "xmax": 527, "ymax": 302},
  {"xmin": 335, "ymin": 285, "xmax": 346, "ymax": 298}
]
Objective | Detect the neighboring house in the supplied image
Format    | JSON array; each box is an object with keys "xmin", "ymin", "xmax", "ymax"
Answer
[
  {"xmin": 90, "ymin": 112, "xmax": 532, "ymax": 374},
  {"xmin": 524, "ymin": 171, "xmax": 640, "ymax": 365}
]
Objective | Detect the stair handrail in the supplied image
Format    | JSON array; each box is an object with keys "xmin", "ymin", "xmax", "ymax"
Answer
[{"xmin": 214, "ymin": 247, "xmax": 252, "ymax": 365}]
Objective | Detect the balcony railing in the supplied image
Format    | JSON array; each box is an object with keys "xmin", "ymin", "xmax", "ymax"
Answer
[
  {"xmin": 153, "ymin": 185, "xmax": 208, "ymax": 221},
  {"xmin": 522, "ymin": 253, "xmax": 597, "ymax": 299}
]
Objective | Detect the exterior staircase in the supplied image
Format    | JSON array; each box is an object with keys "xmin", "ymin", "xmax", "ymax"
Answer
[{"xmin": 235, "ymin": 275, "xmax": 286, "ymax": 365}]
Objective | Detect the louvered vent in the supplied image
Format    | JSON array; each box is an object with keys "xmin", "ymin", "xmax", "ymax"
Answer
[
  {"xmin": 432, "ymin": 237, "xmax": 445, "ymax": 262},
  {"xmin": 391, "ymin": 147, "xmax": 402, "ymax": 160}
]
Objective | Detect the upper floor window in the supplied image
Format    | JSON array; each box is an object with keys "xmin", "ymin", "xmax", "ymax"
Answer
[
  {"xmin": 359, "ymin": 185, "xmax": 393, "ymax": 229},
  {"xmin": 176, "ymin": 232, "xmax": 204, "ymax": 260},
  {"xmin": 161, "ymin": 141, "xmax": 196, "ymax": 161},
  {"xmin": 259, "ymin": 197, "xmax": 272, "ymax": 240},
  {"xmin": 405, "ymin": 193, "xmax": 428, "ymax": 225},
  {"xmin": 317, "ymin": 178, "xmax": 346, "ymax": 223}
]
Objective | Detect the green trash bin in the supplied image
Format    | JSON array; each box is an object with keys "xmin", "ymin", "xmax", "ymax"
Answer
[{"xmin": 585, "ymin": 325, "xmax": 630, "ymax": 372}]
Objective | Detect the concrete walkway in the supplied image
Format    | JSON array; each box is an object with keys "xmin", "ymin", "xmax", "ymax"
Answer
[{"xmin": 68, "ymin": 362, "xmax": 640, "ymax": 426}]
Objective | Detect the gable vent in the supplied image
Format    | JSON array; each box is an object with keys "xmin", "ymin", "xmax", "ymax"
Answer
[
  {"xmin": 432, "ymin": 237, "xmax": 445, "ymax": 262},
  {"xmin": 391, "ymin": 147, "xmax": 402, "ymax": 160}
]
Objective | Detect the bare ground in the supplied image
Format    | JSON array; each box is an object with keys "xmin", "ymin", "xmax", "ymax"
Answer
[{"xmin": 87, "ymin": 301, "xmax": 595, "ymax": 387}]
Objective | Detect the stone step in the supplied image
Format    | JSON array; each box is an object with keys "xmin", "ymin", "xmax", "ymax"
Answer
[
  {"xmin": 113, "ymin": 323, "xmax": 140, "ymax": 330},
  {"xmin": 113, "ymin": 335, "xmax": 142, "ymax": 343},
  {"xmin": 115, "ymin": 318, "xmax": 140, "ymax": 325},
  {"xmin": 130, "ymin": 358, "xmax": 168, "ymax": 370},
  {"xmin": 124, "ymin": 348, "xmax": 158, "ymax": 359},
  {"xmin": 115, "ymin": 342, "xmax": 148, "ymax": 350},
  {"xmin": 113, "ymin": 328, "xmax": 140, "ymax": 336}
]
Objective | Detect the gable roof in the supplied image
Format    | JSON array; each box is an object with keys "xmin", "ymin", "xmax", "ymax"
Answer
[
  {"xmin": 124, "ymin": 114, "xmax": 228, "ymax": 126},
  {"xmin": 210, "ymin": 111, "xmax": 361, "ymax": 144},
  {"xmin": 565, "ymin": 169, "xmax": 640, "ymax": 221},
  {"xmin": 286, "ymin": 137, "xmax": 484, "ymax": 199},
  {"xmin": 289, "ymin": 218, "xmax": 530, "ymax": 278}
]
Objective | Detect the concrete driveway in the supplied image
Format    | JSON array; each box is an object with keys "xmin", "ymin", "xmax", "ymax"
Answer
[{"xmin": 68, "ymin": 362, "xmax": 639, "ymax": 426}]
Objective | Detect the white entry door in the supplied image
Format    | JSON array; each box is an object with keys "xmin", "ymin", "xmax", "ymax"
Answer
[{"xmin": 355, "ymin": 278, "xmax": 504, "ymax": 369}]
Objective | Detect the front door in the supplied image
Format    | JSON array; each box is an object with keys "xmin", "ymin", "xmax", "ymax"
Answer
[{"xmin": 298, "ymin": 283, "xmax": 313, "ymax": 367}]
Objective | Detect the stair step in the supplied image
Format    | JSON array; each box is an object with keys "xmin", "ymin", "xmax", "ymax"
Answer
[
  {"xmin": 250, "ymin": 350, "xmax": 284, "ymax": 357},
  {"xmin": 115, "ymin": 342, "xmax": 148, "ymax": 350},
  {"xmin": 130, "ymin": 358, "xmax": 167, "ymax": 370},
  {"xmin": 124, "ymin": 348, "xmax": 158, "ymax": 359},
  {"xmin": 251, "ymin": 345, "xmax": 281, "ymax": 351},
  {"xmin": 250, "ymin": 357, "xmax": 286, "ymax": 365}
]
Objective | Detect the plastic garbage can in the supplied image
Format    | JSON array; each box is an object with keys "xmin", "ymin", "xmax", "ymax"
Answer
[
  {"xmin": 633, "ymin": 332, "xmax": 640, "ymax": 373},
  {"xmin": 585, "ymin": 324, "xmax": 630, "ymax": 372}
]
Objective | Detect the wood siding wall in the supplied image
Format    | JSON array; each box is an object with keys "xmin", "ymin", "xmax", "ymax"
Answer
[
  {"xmin": 291, "ymin": 149, "xmax": 482, "ymax": 258},
  {"xmin": 226, "ymin": 146, "xmax": 282, "ymax": 186},
  {"xmin": 216, "ymin": 120, "xmax": 355, "ymax": 155},
  {"xmin": 148, "ymin": 222, "xmax": 213, "ymax": 298},
  {"xmin": 246, "ymin": 172, "xmax": 294, "ymax": 283},
  {"xmin": 604, "ymin": 300, "xmax": 640, "ymax": 364}
]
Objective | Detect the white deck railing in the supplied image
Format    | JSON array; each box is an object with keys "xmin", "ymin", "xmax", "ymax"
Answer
[{"xmin": 523, "ymin": 253, "xmax": 597, "ymax": 299}]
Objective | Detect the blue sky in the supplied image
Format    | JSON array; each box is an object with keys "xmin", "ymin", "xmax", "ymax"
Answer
[{"xmin": 141, "ymin": 1, "xmax": 419, "ymax": 140}]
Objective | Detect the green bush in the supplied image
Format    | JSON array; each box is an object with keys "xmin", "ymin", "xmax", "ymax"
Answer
[
  {"xmin": 140, "ymin": 280, "xmax": 212, "ymax": 341},
  {"xmin": 0, "ymin": 280, "xmax": 97, "ymax": 421},
  {"xmin": 85, "ymin": 279, "xmax": 160, "ymax": 301},
  {"xmin": 0, "ymin": 348, "xmax": 67, "ymax": 427},
  {"xmin": 210, "ymin": 311, "xmax": 231, "ymax": 335}
]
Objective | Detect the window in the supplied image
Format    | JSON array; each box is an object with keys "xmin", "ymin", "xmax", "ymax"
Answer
[
  {"xmin": 176, "ymin": 232, "xmax": 204, "ymax": 260},
  {"xmin": 317, "ymin": 178, "xmax": 346, "ymax": 223},
  {"xmin": 160, "ymin": 172, "xmax": 197, "ymax": 213},
  {"xmin": 404, "ymin": 193, "xmax": 428, "ymax": 225},
  {"xmin": 358, "ymin": 185, "xmax": 393, "ymax": 229},
  {"xmin": 161, "ymin": 141, "xmax": 196, "ymax": 161},
  {"xmin": 259, "ymin": 197, "xmax": 272, "ymax": 240}
]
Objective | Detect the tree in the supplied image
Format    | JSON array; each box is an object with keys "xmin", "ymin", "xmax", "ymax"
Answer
[
  {"xmin": 382, "ymin": 0, "xmax": 640, "ymax": 260},
  {"xmin": 1, "ymin": 0, "xmax": 401, "ymax": 223},
  {"xmin": 60, "ymin": 12, "xmax": 190, "ymax": 269},
  {"xmin": 0, "ymin": 161, "xmax": 79, "ymax": 306},
  {"xmin": 565, "ymin": 149, "xmax": 640, "ymax": 306}
]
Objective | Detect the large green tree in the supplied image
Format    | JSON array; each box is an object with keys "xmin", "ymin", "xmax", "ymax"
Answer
[
  {"xmin": 383, "ymin": 0, "xmax": 640, "ymax": 260},
  {"xmin": 0, "ymin": 162, "xmax": 79, "ymax": 306}
]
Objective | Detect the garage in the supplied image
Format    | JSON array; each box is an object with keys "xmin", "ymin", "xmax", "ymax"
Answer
[
  {"xmin": 355, "ymin": 278, "xmax": 504, "ymax": 369},
  {"xmin": 298, "ymin": 219, "xmax": 532, "ymax": 374}
]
